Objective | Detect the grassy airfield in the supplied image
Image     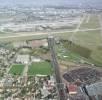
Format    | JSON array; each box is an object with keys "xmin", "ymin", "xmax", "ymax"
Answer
[{"xmin": 0, "ymin": 14, "xmax": 102, "ymax": 66}]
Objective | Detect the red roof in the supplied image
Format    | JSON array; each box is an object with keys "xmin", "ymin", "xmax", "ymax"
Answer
[{"xmin": 68, "ymin": 84, "xmax": 77, "ymax": 94}]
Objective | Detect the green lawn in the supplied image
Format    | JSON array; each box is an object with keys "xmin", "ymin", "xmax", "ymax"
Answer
[
  {"xmin": 90, "ymin": 49, "xmax": 102, "ymax": 66},
  {"xmin": 28, "ymin": 62, "xmax": 52, "ymax": 75},
  {"xmin": 56, "ymin": 44, "xmax": 82, "ymax": 62},
  {"xmin": 9, "ymin": 64, "xmax": 25, "ymax": 75}
]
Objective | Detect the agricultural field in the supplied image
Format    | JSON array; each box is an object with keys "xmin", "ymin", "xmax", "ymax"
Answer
[
  {"xmin": 80, "ymin": 14, "xmax": 100, "ymax": 29},
  {"xmin": 28, "ymin": 61, "xmax": 52, "ymax": 75},
  {"xmin": 73, "ymin": 16, "xmax": 102, "ymax": 65},
  {"xmin": 9, "ymin": 64, "xmax": 25, "ymax": 75},
  {"xmin": 74, "ymin": 30, "xmax": 102, "ymax": 64},
  {"xmin": 74, "ymin": 30, "xmax": 102, "ymax": 50},
  {"xmin": 56, "ymin": 42, "xmax": 93, "ymax": 66},
  {"xmin": 57, "ymin": 14, "xmax": 102, "ymax": 66}
]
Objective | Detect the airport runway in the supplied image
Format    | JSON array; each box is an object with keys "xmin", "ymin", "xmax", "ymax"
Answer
[{"xmin": 0, "ymin": 28, "xmax": 101, "ymax": 42}]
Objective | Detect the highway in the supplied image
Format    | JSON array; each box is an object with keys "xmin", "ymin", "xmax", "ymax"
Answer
[{"xmin": 48, "ymin": 36, "xmax": 67, "ymax": 100}]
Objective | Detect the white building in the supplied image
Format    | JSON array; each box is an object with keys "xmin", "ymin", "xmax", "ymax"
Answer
[
  {"xmin": 16, "ymin": 55, "xmax": 30, "ymax": 64},
  {"xmin": 31, "ymin": 56, "xmax": 43, "ymax": 62},
  {"xmin": 0, "ymin": 48, "xmax": 9, "ymax": 55}
]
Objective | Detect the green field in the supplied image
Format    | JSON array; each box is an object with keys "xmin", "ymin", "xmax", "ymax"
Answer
[
  {"xmin": 80, "ymin": 14, "xmax": 100, "ymax": 29},
  {"xmin": 56, "ymin": 44, "xmax": 85, "ymax": 63},
  {"xmin": 59, "ymin": 30, "xmax": 102, "ymax": 66},
  {"xmin": 55, "ymin": 14, "xmax": 102, "ymax": 66},
  {"xmin": 74, "ymin": 30, "xmax": 102, "ymax": 49},
  {"xmin": 9, "ymin": 64, "xmax": 25, "ymax": 75},
  {"xmin": 28, "ymin": 62, "xmax": 52, "ymax": 75},
  {"xmin": 74, "ymin": 30, "xmax": 102, "ymax": 65},
  {"xmin": 61, "ymin": 14, "xmax": 102, "ymax": 66}
]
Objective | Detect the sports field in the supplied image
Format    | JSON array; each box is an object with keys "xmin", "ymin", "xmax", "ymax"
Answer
[
  {"xmin": 9, "ymin": 64, "xmax": 25, "ymax": 75},
  {"xmin": 28, "ymin": 61, "xmax": 52, "ymax": 75}
]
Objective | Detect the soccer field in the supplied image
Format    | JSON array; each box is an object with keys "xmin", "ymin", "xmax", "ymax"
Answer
[
  {"xmin": 9, "ymin": 64, "xmax": 25, "ymax": 75},
  {"xmin": 28, "ymin": 62, "xmax": 52, "ymax": 75}
]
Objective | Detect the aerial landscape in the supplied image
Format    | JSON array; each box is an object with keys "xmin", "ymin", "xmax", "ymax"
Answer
[{"xmin": 0, "ymin": 0, "xmax": 102, "ymax": 100}]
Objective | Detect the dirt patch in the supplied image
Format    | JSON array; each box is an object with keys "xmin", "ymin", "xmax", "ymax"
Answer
[{"xmin": 63, "ymin": 66, "xmax": 102, "ymax": 85}]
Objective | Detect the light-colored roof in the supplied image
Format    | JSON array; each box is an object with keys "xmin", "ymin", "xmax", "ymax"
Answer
[
  {"xmin": 16, "ymin": 55, "xmax": 30, "ymax": 64},
  {"xmin": 86, "ymin": 82, "xmax": 102, "ymax": 96}
]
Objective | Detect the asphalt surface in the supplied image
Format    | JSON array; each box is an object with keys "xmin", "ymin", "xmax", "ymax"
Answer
[
  {"xmin": 0, "ymin": 28, "xmax": 101, "ymax": 42},
  {"xmin": 48, "ymin": 36, "xmax": 67, "ymax": 100}
]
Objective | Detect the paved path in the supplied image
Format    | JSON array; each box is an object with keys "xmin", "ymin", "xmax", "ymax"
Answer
[
  {"xmin": 86, "ymin": 14, "xmax": 90, "ymax": 23},
  {"xmin": 0, "ymin": 28, "xmax": 101, "ymax": 39},
  {"xmin": 6, "ymin": 65, "xmax": 12, "ymax": 73},
  {"xmin": 22, "ymin": 64, "xmax": 29, "ymax": 76},
  {"xmin": 98, "ymin": 14, "xmax": 102, "ymax": 38},
  {"xmin": 70, "ymin": 14, "xmax": 86, "ymax": 41}
]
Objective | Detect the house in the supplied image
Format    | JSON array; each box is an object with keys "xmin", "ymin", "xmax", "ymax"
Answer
[
  {"xmin": 31, "ymin": 56, "xmax": 42, "ymax": 62},
  {"xmin": 41, "ymin": 87, "xmax": 50, "ymax": 99},
  {"xmin": 67, "ymin": 84, "xmax": 78, "ymax": 95},
  {"xmin": 0, "ymin": 78, "xmax": 13, "ymax": 87}
]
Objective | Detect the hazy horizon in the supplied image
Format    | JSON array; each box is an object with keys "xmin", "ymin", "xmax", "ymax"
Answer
[{"xmin": 0, "ymin": 0, "xmax": 102, "ymax": 8}]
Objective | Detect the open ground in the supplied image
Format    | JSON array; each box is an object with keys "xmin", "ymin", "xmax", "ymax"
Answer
[{"xmin": 0, "ymin": 13, "xmax": 102, "ymax": 65}]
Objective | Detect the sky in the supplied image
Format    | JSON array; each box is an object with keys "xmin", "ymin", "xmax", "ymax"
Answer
[{"xmin": 0, "ymin": 0, "xmax": 102, "ymax": 8}]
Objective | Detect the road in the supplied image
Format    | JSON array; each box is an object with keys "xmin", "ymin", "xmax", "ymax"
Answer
[
  {"xmin": 98, "ymin": 14, "xmax": 102, "ymax": 38},
  {"xmin": 0, "ymin": 28, "xmax": 101, "ymax": 42},
  {"xmin": 22, "ymin": 64, "xmax": 29, "ymax": 76},
  {"xmin": 48, "ymin": 36, "xmax": 67, "ymax": 100},
  {"xmin": 86, "ymin": 14, "xmax": 90, "ymax": 23},
  {"xmin": 70, "ymin": 14, "xmax": 86, "ymax": 41}
]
